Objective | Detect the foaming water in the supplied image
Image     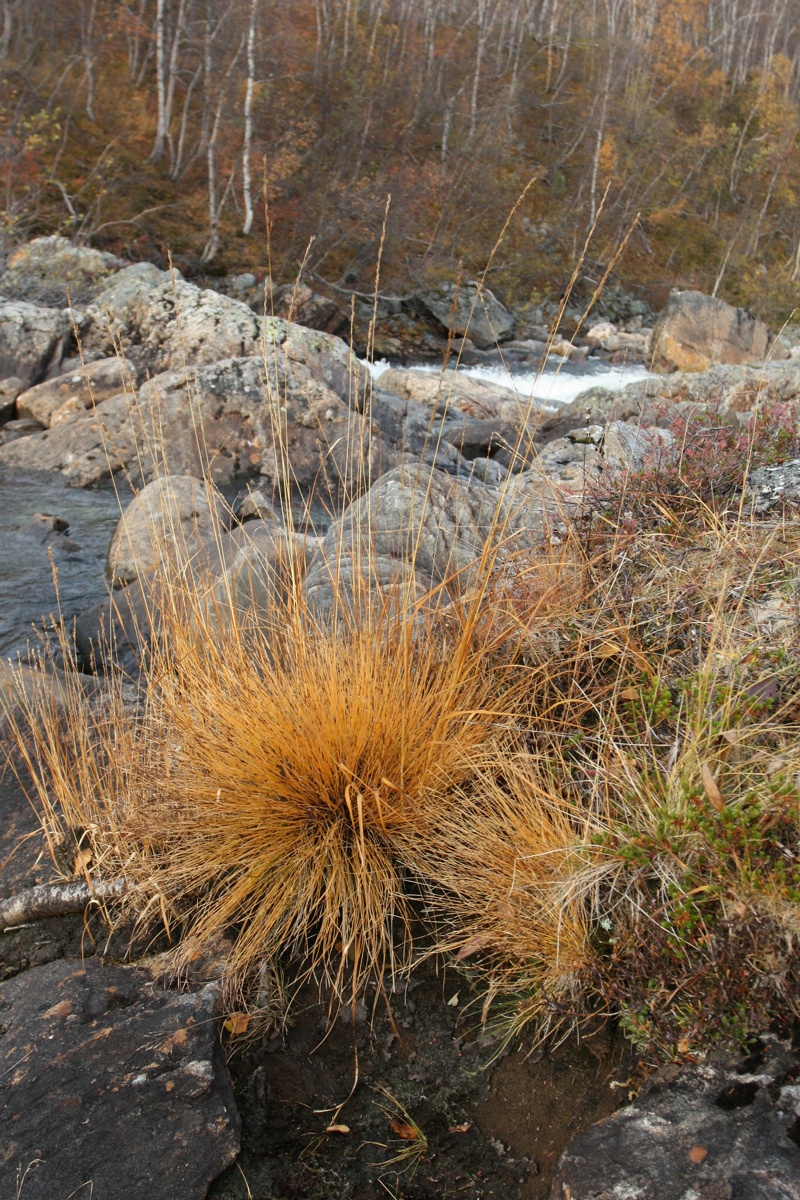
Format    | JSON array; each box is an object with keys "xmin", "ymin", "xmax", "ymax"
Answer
[{"xmin": 365, "ymin": 356, "xmax": 651, "ymax": 406}]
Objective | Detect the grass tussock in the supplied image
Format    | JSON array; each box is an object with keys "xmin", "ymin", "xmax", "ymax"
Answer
[{"xmin": 4, "ymin": 312, "xmax": 800, "ymax": 1065}]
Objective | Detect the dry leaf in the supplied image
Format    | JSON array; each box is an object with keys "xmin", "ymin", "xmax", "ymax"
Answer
[
  {"xmin": 619, "ymin": 686, "xmax": 639, "ymax": 700},
  {"xmin": 456, "ymin": 933, "xmax": 493, "ymax": 961},
  {"xmin": 448, "ymin": 1121, "xmax": 473, "ymax": 1134},
  {"xmin": 720, "ymin": 729, "xmax": 741, "ymax": 745},
  {"xmin": 688, "ymin": 1145, "xmax": 707, "ymax": 1164},
  {"xmin": 595, "ymin": 642, "xmax": 624, "ymax": 658},
  {"xmin": 73, "ymin": 847, "xmax": 93, "ymax": 875},
  {"xmin": 701, "ymin": 763, "xmax": 724, "ymax": 811},
  {"xmin": 326, "ymin": 1123, "xmax": 350, "ymax": 1135},
  {"xmin": 223, "ymin": 1011, "xmax": 250, "ymax": 1036},
  {"xmin": 446, "ymin": 991, "xmax": 460, "ymax": 1007},
  {"xmin": 390, "ymin": 1119, "xmax": 419, "ymax": 1140},
  {"xmin": 676, "ymin": 1037, "xmax": 691, "ymax": 1055}
]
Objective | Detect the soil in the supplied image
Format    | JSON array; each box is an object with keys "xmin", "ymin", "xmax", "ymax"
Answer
[{"xmin": 208, "ymin": 970, "xmax": 633, "ymax": 1200}]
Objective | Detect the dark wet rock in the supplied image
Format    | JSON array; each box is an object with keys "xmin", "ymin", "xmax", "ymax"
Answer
[
  {"xmin": 16, "ymin": 356, "xmax": 136, "ymax": 428},
  {"xmin": 0, "ymin": 959, "xmax": 239, "ymax": 1200},
  {"xmin": 748, "ymin": 459, "xmax": 800, "ymax": 513},
  {"xmin": 441, "ymin": 414, "xmax": 520, "ymax": 461},
  {"xmin": 651, "ymin": 288, "xmax": 787, "ymax": 373},
  {"xmin": 0, "ymin": 300, "xmax": 72, "ymax": 388},
  {"xmin": 269, "ymin": 281, "xmax": 347, "ymax": 336},
  {"xmin": 409, "ymin": 282, "xmax": 515, "ymax": 349},
  {"xmin": 550, "ymin": 1041, "xmax": 800, "ymax": 1199},
  {"xmin": 74, "ymin": 576, "xmax": 155, "ymax": 674}
]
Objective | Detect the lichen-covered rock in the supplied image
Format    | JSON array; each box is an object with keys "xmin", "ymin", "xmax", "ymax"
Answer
[
  {"xmin": 82, "ymin": 264, "xmax": 264, "ymax": 372},
  {"xmin": 0, "ymin": 960, "xmax": 239, "ymax": 1200},
  {"xmin": 550, "ymin": 1041, "xmax": 800, "ymax": 1200},
  {"xmin": 0, "ymin": 236, "xmax": 124, "ymax": 306},
  {"xmin": 748, "ymin": 458, "xmax": 800, "ymax": 513}
]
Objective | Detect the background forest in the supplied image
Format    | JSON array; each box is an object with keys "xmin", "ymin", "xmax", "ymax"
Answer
[{"xmin": 2, "ymin": 0, "xmax": 800, "ymax": 324}]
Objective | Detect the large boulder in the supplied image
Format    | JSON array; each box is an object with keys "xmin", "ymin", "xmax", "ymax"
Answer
[
  {"xmin": 16, "ymin": 356, "xmax": 136, "ymax": 428},
  {"xmin": 650, "ymin": 289, "xmax": 788, "ymax": 373},
  {"xmin": 0, "ymin": 960, "xmax": 239, "ymax": 1200},
  {"xmin": 106, "ymin": 475, "xmax": 228, "ymax": 587},
  {"xmin": 81, "ymin": 264, "xmax": 264, "ymax": 373},
  {"xmin": 0, "ymin": 300, "xmax": 72, "ymax": 387},
  {"xmin": 550, "ymin": 1041, "xmax": 800, "ymax": 1199},
  {"xmin": 409, "ymin": 282, "xmax": 515, "ymax": 349},
  {"xmin": 0, "ymin": 236, "xmax": 124, "ymax": 306}
]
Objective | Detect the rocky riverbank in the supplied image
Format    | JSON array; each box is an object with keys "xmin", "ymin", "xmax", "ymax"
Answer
[{"xmin": 2, "ymin": 237, "xmax": 800, "ymax": 1200}]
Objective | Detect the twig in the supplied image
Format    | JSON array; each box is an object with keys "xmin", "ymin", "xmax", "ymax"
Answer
[{"xmin": 0, "ymin": 878, "xmax": 126, "ymax": 930}]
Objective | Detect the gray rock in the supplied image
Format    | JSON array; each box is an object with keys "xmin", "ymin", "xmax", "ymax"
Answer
[
  {"xmin": 551, "ymin": 1041, "xmax": 800, "ymax": 1200},
  {"xmin": 106, "ymin": 475, "xmax": 228, "ymax": 587},
  {"xmin": 378, "ymin": 366, "xmax": 525, "ymax": 419},
  {"xmin": 0, "ymin": 417, "xmax": 43, "ymax": 445},
  {"xmin": 74, "ymin": 576, "xmax": 155, "ymax": 675},
  {"xmin": 0, "ymin": 236, "xmax": 124, "ymax": 306},
  {"xmin": 0, "ymin": 959, "xmax": 239, "ymax": 1200},
  {"xmin": 409, "ymin": 282, "xmax": 515, "ymax": 349},
  {"xmin": 651, "ymin": 288, "xmax": 788, "ymax": 373},
  {"xmin": 747, "ymin": 459, "xmax": 800, "ymax": 513},
  {"xmin": 16, "ymin": 356, "xmax": 135, "ymax": 427},
  {"xmin": 0, "ymin": 375, "xmax": 23, "ymax": 419},
  {"xmin": 14, "ymin": 512, "xmax": 79, "ymax": 553},
  {"xmin": 304, "ymin": 547, "xmax": 436, "ymax": 621},
  {"xmin": 0, "ymin": 299, "xmax": 72, "ymax": 387}
]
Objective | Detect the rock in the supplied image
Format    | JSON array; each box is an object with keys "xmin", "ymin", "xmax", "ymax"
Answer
[
  {"xmin": 409, "ymin": 282, "xmax": 515, "ymax": 349},
  {"xmin": 0, "ymin": 300, "xmax": 72, "ymax": 387},
  {"xmin": 650, "ymin": 289, "xmax": 788, "ymax": 373},
  {"xmin": 747, "ymin": 459, "xmax": 800, "ymax": 513},
  {"xmin": 0, "ymin": 959, "xmax": 239, "ymax": 1200},
  {"xmin": 106, "ymin": 475, "xmax": 228, "ymax": 587},
  {"xmin": 323, "ymin": 464, "xmax": 501, "ymax": 592},
  {"xmin": 14, "ymin": 512, "xmax": 79, "ymax": 553},
  {"xmin": 74, "ymin": 577, "xmax": 155, "ymax": 674},
  {"xmin": 585, "ymin": 321, "xmax": 618, "ymax": 344},
  {"xmin": 441, "ymin": 414, "xmax": 520, "ymax": 460},
  {"xmin": 0, "ymin": 375, "xmax": 23, "ymax": 419},
  {"xmin": 0, "ymin": 393, "xmax": 138, "ymax": 484},
  {"xmin": 377, "ymin": 366, "xmax": 541, "ymax": 423},
  {"xmin": 81, "ymin": 264, "xmax": 263, "ymax": 373},
  {"xmin": 550, "ymin": 1040, "xmax": 800, "ymax": 1200},
  {"xmin": 0, "ymin": 417, "xmax": 43, "ymax": 445},
  {"xmin": 206, "ymin": 524, "xmax": 321, "ymax": 626},
  {"xmin": 16, "ymin": 356, "xmax": 135, "ymax": 427},
  {"xmin": 304, "ymin": 548, "xmax": 436, "ymax": 622},
  {"xmin": 601, "ymin": 420, "xmax": 674, "ymax": 471},
  {"xmin": 0, "ymin": 660, "xmax": 75, "ymax": 727},
  {"xmin": 0, "ymin": 344, "xmax": 385, "ymax": 497},
  {"xmin": 269, "ymin": 281, "xmax": 347, "ymax": 335},
  {"xmin": 233, "ymin": 484, "xmax": 281, "ymax": 524},
  {"xmin": 0, "ymin": 236, "xmax": 124, "ymax": 306}
]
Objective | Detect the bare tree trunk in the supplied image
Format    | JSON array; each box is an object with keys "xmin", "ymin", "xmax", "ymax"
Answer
[
  {"xmin": 242, "ymin": 0, "xmax": 258, "ymax": 236},
  {"xmin": 150, "ymin": 0, "xmax": 168, "ymax": 160},
  {"xmin": 203, "ymin": 37, "xmax": 244, "ymax": 262},
  {"xmin": 82, "ymin": 0, "xmax": 100, "ymax": 122}
]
